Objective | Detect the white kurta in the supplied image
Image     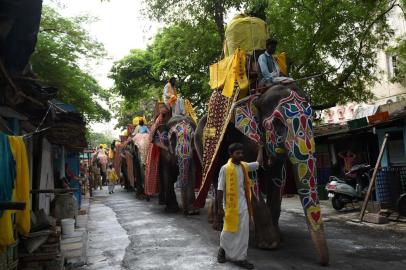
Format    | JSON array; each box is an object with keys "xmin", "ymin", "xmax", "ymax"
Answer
[
  {"xmin": 162, "ymin": 83, "xmax": 185, "ymax": 116},
  {"xmin": 218, "ymin": 161, "xmax": 259, "ymax": 261}
]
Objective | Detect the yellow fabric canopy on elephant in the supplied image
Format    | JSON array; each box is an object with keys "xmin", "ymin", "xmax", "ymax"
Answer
[
  {"xmin": 275, "ymin": 52, "xmax": 288, "ymax": 76},
  {"xmin": 184, "ymin": 99, "xmax": 198, "ymax": 124},
  {"xmin": 224, "ymin": 14, "xmax": 268, "ymax": 57},
  {"xmin": 209, "ymin": 48, "xmax": 249, "ymax": 98}
]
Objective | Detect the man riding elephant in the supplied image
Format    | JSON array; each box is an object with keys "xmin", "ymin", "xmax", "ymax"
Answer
[
  {"xmin": 258, "ymin": 38, "xmax": 294, "ymax": 86},
  {"xmin": 163, "ymin": 77, "xmax": 185, "ymax": 116}
]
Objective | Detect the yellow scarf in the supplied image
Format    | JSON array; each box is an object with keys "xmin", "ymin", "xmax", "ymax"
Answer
[
  {"xmin": 167, "ymin": 84, "xmax": 177, "ymax": 106},
  {"xmin": 0, "ymin": 136, "xmax": 30, "ymax": 251},
  {"xmin": 224, "ymin": 159, "xmax": 253, "ymax": 232}
]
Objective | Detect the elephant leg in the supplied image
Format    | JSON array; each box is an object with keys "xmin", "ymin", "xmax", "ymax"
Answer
[
  {"xmin": 212, "ymin": 187, "xmax": 223, "ymax": 231},
  {"xmin": 185, "ymin": 160, "xmax": 199, "ymax": 215},
  {"xmin": 267, "ymin": 156, "xmax": 286, "ymax": 232},
  {"xmin": 253, "ymin": 156, "xmax": 284, "ymax": 250},
  {"xmin": 164, "ymin": 167, "xmax": 179, "ymax": 213},
  {"xmin": 290, "ymin": 158, "xmax": 329, "ymax": 265},
  {"xmin": 260, "ymin": 155, "xmax": 286, "ymax": 248},
  {"xmin": 158, "ymin": 158, "xmax": 167, "ymax": 205}
]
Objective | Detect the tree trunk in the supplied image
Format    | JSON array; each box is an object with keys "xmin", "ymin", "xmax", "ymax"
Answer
[{"xmin": 213, "ymin": 1, "xmax": 225, "ymax": 43}]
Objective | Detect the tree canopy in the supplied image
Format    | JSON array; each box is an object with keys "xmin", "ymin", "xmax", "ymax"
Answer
[
  {"xmin": 390, "ymin": 0, "xmax": 406, "ymax": 86},
  {"xmin": 31, "ymin": 6, "xmax": 111, "ymax": 122},
  {"xmin": 110, "ymin": 20, "xmax": 221, "ymax": 128},
  {"xmin": 143, "ymin": 0, "xmax": 245, "ymax": 41},
  {"xmin": 265, "ymin": 0, "xmax": 399, "ymax": 107},
  {"xmin": 137, "ymin": 0, "xmax": 402, "ymax": 110},
  {"xmin": 87, "ymin": 131, "xmax": 115, "ymax": 149}
]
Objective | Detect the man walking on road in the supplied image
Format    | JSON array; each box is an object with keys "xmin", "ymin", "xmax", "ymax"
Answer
[{"xmin": 217, "ymin": 143, "xmax": 263, "ymax": 269}]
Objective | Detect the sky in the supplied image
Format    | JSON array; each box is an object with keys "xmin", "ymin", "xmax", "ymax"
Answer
[{"xmin": 45, "ymin": 0, "xmax": 162, "ymax": 137}]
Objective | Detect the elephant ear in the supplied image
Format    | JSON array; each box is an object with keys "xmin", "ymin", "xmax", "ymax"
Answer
[
  {"xmin": 152, "ymin": 125, "xmax": 170, "ymax": 151},
  {"xmin": 233, "ymin": 95, "xmax": 262, "ymax": 143}
]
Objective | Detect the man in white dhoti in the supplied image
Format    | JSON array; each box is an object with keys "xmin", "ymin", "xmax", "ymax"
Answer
[{"xmin": 217, "ymin": 143, "xmax": 263, "ymax": 269}]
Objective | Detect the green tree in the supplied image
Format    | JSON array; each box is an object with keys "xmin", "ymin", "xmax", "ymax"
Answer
[
  {"xmin": 110, "ymin": 21, "xmax": 221, "ymax": 128},
  {"xmin": 143, "ymin": 0, "xmax": 401, "ymax": 108},
  {"xmin": 389, "ymin": 1, "xmax": 406, "ymax": 86},
  {"xmin": 143, "ymin": 0, "xmax": 245, "ymax": 41},
  {"xmin": 265, "ymin": 0, "xmax": 400, "ymax": 108},
  {"xmin": 31, "ymin": 6, "xmax": 111, "ymax": 122},
  {"xmin": 87, "ymin": 131, "xmax": 115, "ymax": 149}
]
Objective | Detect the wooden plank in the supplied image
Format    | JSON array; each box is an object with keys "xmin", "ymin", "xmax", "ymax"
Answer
[
  {"xmin": 359, "ymin": 133, "xmax": 389, "ymax": 221},
  {"xmin": 0, "ymin": 202, "xmax": 26, "ymax": 210}
]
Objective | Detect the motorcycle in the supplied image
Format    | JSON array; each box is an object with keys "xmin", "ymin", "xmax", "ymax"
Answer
[{"xmin": 325, "ymin": 164, "xmax": 371, "ymax": 210}]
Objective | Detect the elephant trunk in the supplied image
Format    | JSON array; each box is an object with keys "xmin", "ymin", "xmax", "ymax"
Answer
[{"xmin": 309, "ymin": 226, "xmax": 329, "ymax": 266}]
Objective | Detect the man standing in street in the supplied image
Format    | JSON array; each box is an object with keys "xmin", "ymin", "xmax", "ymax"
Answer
[{"xmin": 217, "ymin": 143, "xmax": 263, "ymax": 269}]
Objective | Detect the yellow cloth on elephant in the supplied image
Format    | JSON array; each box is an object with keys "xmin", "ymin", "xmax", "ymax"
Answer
[
  {"xmin": 209, "ymin": 49, "xmax": 249, "ymax": 98},
  {"xmin": 275, "ymin": 52, "xmax": 287, "ymax": 76},
  {"xmin": 224, "ymin": 14, "xmax": 268, "ymax": 56},
  {"xmin": 108, "ymin": 148, "xmax": 114, "ymax": 159},
  {"xmin": 184, "ymin": 99, "xmax": 197, "ymax": 124},
  {"xmin": 0, "ymin": 136, "xmax": 31, "ymax": 251},
  {"xmin": 224, "ymin": 159, "xmax": 252, "ymax": 232}
]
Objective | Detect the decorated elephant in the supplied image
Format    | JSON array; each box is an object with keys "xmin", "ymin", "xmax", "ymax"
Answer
[
  {"xmin": 152, "ymin": 115, "xmax": 200, "ymax": 215},
  {"xmin": 194, "ymin": 85, "xmax": 329, "ymax": 265}
]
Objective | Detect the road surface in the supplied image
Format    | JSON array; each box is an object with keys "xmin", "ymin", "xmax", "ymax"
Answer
[{"xmin": 81, "ymin": 187, "xmax": 406, "ymax": 270}]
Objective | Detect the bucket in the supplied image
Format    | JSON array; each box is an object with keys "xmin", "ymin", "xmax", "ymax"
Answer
[{"xmin": 61, "ymin": 218, "xmax": 75, "ymax": 236}]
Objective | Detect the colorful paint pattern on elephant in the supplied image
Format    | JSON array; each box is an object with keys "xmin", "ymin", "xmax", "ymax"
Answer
[
  {"xmin": 262, "ymin": 91, "xmax": 321, "ymax": 230},
  {"xmin": 169, "ymin": 121, "xmax": 194, "ymax": 189},
  {"xmin": 234, "ymin": 95, "xmax": 261, "ymax": 143}
]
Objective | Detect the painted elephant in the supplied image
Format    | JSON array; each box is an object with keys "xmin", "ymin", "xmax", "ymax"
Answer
[
  {"xmin": 133, "ymin": 133, "xmax": 151, "ymax": 200},
  {"xmin": 153, "ymin": 115, "xmax": 200, "ymax": 215},
  {"xmin": 194, "ymin": 85, "xmax": 329, "ymax": 265}
]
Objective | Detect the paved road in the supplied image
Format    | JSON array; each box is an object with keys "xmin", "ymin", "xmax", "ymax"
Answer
[{"xmin": 83, "ymin": 187, "xmax": 406, "ymax": 270}]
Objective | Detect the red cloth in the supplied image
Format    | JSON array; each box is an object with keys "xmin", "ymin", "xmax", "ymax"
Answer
[
  {"xmin": 144, "ymin": 143, "xmax": 160, "ymax": 196},
  {"xmin": 124, "ymin": 152, "xmax": 135, "ymax": 188},
  {"xmin": 113, "ymin": 144, "xmax": 123, "ymax": 177},
  {"xmin": 193, "ymin": 151, "xmax": 202, "ymax": 190}
]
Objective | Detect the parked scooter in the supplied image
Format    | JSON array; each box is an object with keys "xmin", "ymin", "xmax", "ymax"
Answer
[{"xmin": 325, "ymin": 164, "xmax": 371, "ymax": 210}]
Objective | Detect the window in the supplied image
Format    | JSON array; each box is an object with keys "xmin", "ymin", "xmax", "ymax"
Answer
[
  {"xmin": 387, "ymin": 54, "xmax": 399, "ymax": 79},
  {"xmin": 392, "ymin": 55, "xmax": 399, "ymax": 77},
  {"xmin": 387, "ymin": 131, "xmax": 406, "ymax": 165}
]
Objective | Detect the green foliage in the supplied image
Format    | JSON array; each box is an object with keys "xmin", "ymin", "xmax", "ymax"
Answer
[
  {"xmin": 87, "ymin": 131, "xmax": 114, "ymax": 149},
  {"xmin": 110, "ymin": 21, "xmax": 222, "ymax": 128},
  {"xmin": 31, "ymin": 6, "xmax": 111, "ymax": 122},
  {"xmin": 143, "ymin": 0, "xmax": 246, "ymax": 40},
  {"xmin": 266, "ymin": 0, "xmax": 398, "ymax": 107},
  {"xmin": 389, "ymin": 1, "xmax": 406, "ymax": 85},
  {"xmin": 142, "ymin": 0, "xmax": 401, "ymax": 109}
]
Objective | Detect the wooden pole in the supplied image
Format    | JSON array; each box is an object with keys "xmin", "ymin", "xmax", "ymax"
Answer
[
  {"xmin": 0, "ymin": 202, "xmax": 26, "ymax": 210},
  {"xmin": 359, "ymin": 133, "xmax": 389, "ymax": 221},
  {"xmin": 30, "ymin": 188, "xmax": 78, "ymax": 194}
]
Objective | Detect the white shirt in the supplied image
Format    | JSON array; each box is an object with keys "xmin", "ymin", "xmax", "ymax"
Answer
[
  {"xmin": 163, "ymin": 82, "xmax": 172, "ymax": 106},
  {"xmin": 217, "ymin": 161, "xmax": 259, "ymax": 213}
]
